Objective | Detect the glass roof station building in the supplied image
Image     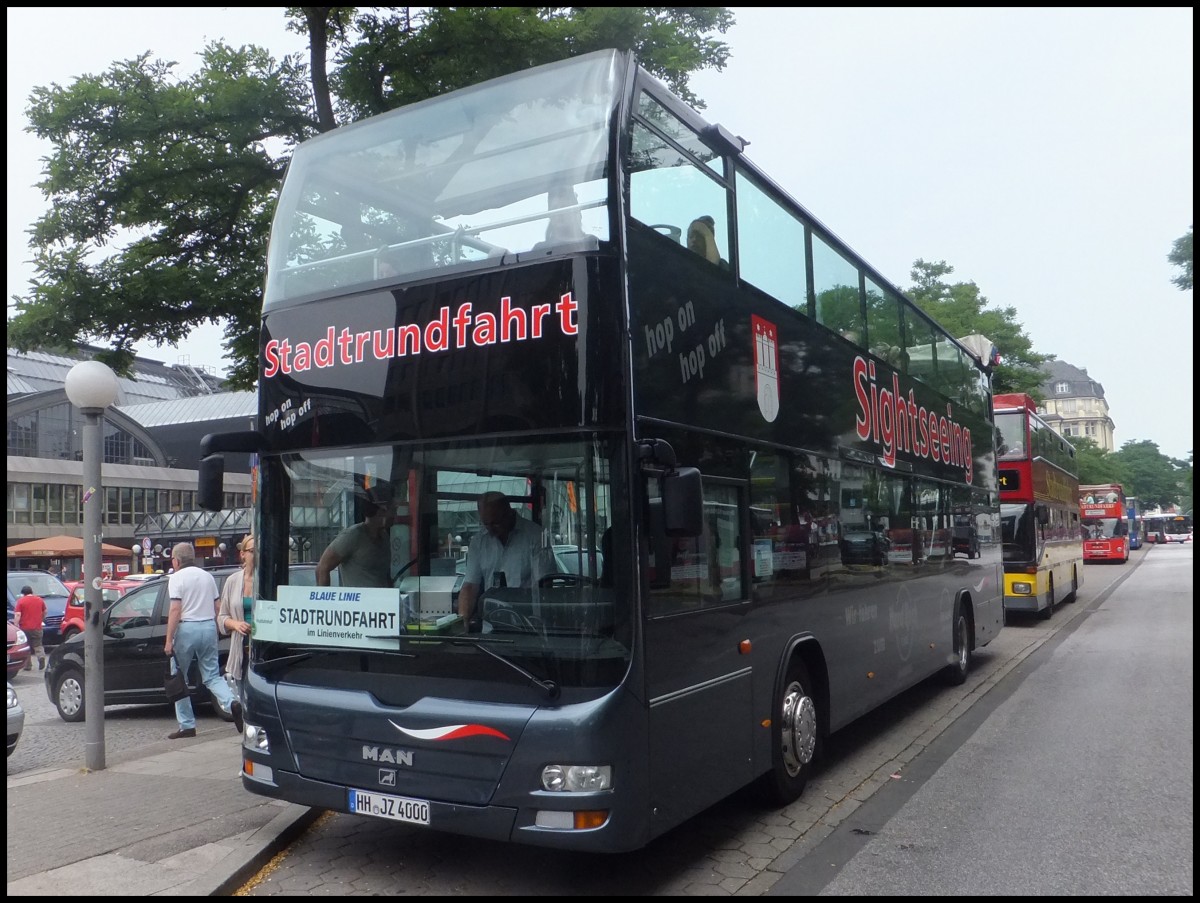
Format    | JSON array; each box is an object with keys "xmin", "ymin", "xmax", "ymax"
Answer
[{"xmin": 7, "ymin": 345, "xmax": 255, "ymax": 574}]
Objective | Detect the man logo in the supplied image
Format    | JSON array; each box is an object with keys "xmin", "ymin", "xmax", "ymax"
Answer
[{"xmin": 362, "ymin": 745, "xmax": 414, "ymax": 766}]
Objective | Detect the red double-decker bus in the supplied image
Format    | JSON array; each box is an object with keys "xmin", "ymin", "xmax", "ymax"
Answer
[{"xmin": 1079, "ymin": 483, "xmax": 1130, "ymax": 563}]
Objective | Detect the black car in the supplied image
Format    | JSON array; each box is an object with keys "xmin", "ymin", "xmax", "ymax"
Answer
[{"xmin": 43, "ymin": 576, "xmax": 231, "ymax": 723}]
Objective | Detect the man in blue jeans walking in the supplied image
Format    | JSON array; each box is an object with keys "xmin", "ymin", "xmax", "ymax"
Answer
[{"xmin": 164, "ymin": 541, "xmax": 243, "ymax": 739}]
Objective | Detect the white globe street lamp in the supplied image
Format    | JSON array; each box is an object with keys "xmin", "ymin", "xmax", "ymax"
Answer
[{"xmin": 64, "ymin": 359, "xmax": 120, "ymax": 772}]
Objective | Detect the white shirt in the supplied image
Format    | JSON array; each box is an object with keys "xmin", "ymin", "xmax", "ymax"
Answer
[
  {"xmin": 464, "ymin": 515, "xmax": 552, "ymax": 589},
  {"xmin": 168, "ymin": 566, "xmax": 220, "ymax": 621}
]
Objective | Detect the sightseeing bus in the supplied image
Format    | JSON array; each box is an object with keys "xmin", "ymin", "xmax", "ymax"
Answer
[
  {"xmin": 1079, "ymin": 482, "xmax": 1130, "ymax": 563},
  {"xmin": 1142, "ymin": 512, "xmax": 1192, "ymax": 544},
  {"xmin": 198, "ymin": 49, "xmax": 1004, "ymax": 853},
  {"xmin": 994, "ymin": 393, "xmax": 1083, "ymax": 620}
]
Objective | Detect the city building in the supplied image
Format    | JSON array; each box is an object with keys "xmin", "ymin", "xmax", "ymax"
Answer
[
  {"xmin": 1036, "ymin": 359, "xmax": 1116, "ymax": 452},
  {"xmin": 7, "ymin": 346, "xmax": 255, "ymax": 576}
]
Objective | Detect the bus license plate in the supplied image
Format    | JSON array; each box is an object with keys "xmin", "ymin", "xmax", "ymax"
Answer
[{"xmin": 348, "ymin": 788, "xmax": 431, "ymax": 825}]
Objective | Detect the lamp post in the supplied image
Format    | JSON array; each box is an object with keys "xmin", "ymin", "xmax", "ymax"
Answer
[{"xmin": 65, "ymin": 359, "xmax": 120, "ymax": 772}]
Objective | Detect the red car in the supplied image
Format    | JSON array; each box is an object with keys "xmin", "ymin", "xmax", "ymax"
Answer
[
  {"xmin": 61, "ymin": 578, "xmax": 160, "ymax": 641},
  {"xmin": 7, "ymin": 621, "xmax": 32, "ymax": 680}
]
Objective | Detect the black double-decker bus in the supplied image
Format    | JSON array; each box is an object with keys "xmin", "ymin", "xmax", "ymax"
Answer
[{"xmin": 199, "ymin": 49, "xmax": 1003, "ymax": 852}]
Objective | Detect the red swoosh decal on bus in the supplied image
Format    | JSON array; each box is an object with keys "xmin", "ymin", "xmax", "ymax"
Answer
[{"xmin": 389, "ymin": 721, "xmax": 510, "ymax": 741}]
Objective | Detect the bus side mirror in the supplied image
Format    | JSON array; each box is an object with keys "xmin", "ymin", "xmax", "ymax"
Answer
[
  {"xmin": 663, "ymin": 467, "xmax": 703, "ymax": 537},
  {"xmin": 198, "ymin": 454, "xmax": 226, "ymax": 512},
  {"xmin": 197, "ymin": 429, "xmax": 264, "ymax": 512},
  {"xmin": 1036, "ymin": 505, "xmax": 1050, "ymax": 526}
]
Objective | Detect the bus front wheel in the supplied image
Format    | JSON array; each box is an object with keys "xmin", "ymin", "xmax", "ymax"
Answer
[
  {"xmin": 1039, "ymin": 576, "xmax": 1055, "ymax": 620},
  {"xmin": 758, "ymin": 658, "xmax": 818, "ymax": 806}
]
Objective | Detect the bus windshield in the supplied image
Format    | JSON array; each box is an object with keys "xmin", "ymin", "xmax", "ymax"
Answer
[
  {"xmin": 264, "ymin": 52, "xmax": 619, "ymax": 307},
  {"xmin": 1081, "ymin": 517, "xmax": 1123, "ymax": 540},
  {"xmin": 260, "ymin": 435, "xmax": 626, "ymax": 689},
  {"xmin": 1000, "ymin": 502, "xmax": 1035, "ymax": 562},
  {"xmin": 994, "ymin": 411, "xmax": 1026, "ymax": 460}
]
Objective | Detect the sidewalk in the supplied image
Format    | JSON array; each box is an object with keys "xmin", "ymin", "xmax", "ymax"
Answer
[{"xmin": 6, "ymin": 729, "xmax": 319, "ymax": 896}]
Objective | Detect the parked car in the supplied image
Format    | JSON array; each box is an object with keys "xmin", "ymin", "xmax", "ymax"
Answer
[
  {"xmin": 551, "ymin": 545, "xmax": 605, "ymax": 581},
  {"xmin": 212, "ymin": 562, "xmax": 339, "ymax": 589},
  {"xmin": 61, "ymin": 577, "xmax": 162, "ymax": 641},
  {"xmin": 286, "ymin": 563, "xmax": 338, "ymax": 586},
  {"xmin": 7, "ymin": 682, "xmax": 24, "ymax": 757},
  {"xmin": 7, "ymin": 570, "xmax": 71, "ymax": 646},
  {"xmin": 840, "ymin": 526, "xmax": 891, "ymax": 567},
  {"xmin": 43, "ymin": 576, "xmax": 231, "ymax": 723},
  {"xmin": 7, "ymin": 621, "xmax": 32, "ymax": 679}
]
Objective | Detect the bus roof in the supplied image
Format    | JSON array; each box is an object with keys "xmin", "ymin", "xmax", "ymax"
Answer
[{"xmin": 992, "ymin": 393, "xmax": 1037, "ymax": 413}]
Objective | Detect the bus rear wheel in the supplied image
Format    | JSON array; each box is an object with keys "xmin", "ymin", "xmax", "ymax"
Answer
[
  {"xmin": 758, "ymin": 658, "xmax": 818, "ymax": 806},
  {"xmin": 942, "ymin": 603, "xmax": 971, "ymax": 686}
]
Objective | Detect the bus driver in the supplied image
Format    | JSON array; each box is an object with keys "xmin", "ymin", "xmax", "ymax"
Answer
[{"xmin": 456, "ymin": 491, "xmax": 554, "ymax": 631}]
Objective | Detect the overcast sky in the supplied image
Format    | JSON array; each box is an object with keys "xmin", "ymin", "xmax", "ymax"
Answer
[{"xmin": 7, "ymin": 8, "xmax": 1194, "ymax": 459}]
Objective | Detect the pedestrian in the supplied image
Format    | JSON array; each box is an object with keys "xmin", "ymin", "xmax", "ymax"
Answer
[
  {"xmin": 164, "ymin": 541, "xmax": 243, "ymax": 739},
  {"xmin": 217, "ymin": 534, "xmax": 255, "ymax": 699},
  {"xmin": 13, "ymin": 584, "xmax": 48, "ymax": 670}
]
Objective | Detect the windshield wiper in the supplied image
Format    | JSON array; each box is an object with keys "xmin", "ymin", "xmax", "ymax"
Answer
[
  {"xmin": 255, "ymin": 646, "xmax": 414, "ymax": 675},
  {"xmin": 451, "ymin": 637, "xmax": 560, "ymax": 701},
  {"xmin": 254, "ymin": 650, "xmax": 322, "ymax": 674}
]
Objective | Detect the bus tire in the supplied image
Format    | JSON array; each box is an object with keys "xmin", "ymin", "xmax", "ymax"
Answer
[
  {"xmin": 758, "ymin": 658, "xmax": 818, "ymax": 806},
  {"xmin": 943, "ymin": 603, "xmax": 972, "ymax": 686},
  {"xmin": 1065, "ymin": 568, "xmax": 1079, "ymax": 603},
  {"xmin": 1039, "ymin": 576, "xmax": 1055, "ymax": 620}
]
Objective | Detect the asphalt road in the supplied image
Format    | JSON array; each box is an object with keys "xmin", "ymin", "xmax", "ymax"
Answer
[{"xmin": 777, "ymin": 540, "xmax": 1193, "ymax": 896}]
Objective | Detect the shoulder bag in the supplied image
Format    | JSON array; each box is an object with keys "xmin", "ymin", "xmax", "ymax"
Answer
[{"xmin": 163, "ymin": 654, "xmax": 189, "ymax": 703}]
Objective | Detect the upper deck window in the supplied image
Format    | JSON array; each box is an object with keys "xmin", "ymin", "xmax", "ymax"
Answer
[
  {"xmin": 628, "ymin": 90, "xmax": 731, "ymax": 270},
  {"xmin": 264, "ymin": 51, "xmax": 620, "ymax": 308}
]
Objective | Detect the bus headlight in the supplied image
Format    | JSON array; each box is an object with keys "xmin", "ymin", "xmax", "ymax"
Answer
[
  {"xmin": 242, "ymin": 721, "xmax": 270, "ymax": 753},
  {"xmin": 1011, "ymin": 582, "xmax": 1032, "ymax": 594},
  {"xmin": 541, "ymin": 764, "xmax": 612, "ymax": 792}
]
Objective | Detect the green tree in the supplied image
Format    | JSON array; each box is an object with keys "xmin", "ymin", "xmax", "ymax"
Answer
[
  {"xmin": 905, "ymin": 259, "xmax": 1050, "ymax": 397},
  {"xmin": 1168, "ymin": 226, "xmax": 1193, "ymax": 291},
  {"xmin": 1068, "ymin": 436, "xmax": 1130, "ymax": 486},
  {"xmin": 9, "ymin": 7, "xmax": 733, "ymax": 387},
  {"xmin": 1110, "ymin": 440, "xmax": 1190, "ymax": 511}
]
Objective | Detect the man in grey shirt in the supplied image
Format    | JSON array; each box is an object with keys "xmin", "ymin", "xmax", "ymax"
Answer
[
  {"xmin": 317, "ymin": 491, "xmax": 394, "ymax": 587},
  {"xmin": 457, "ymin": 491, "xmax": 554, "ymax": 631}
]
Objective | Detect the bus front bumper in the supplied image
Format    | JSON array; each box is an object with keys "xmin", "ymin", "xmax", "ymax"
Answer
[{"xmin": 1003, "ymin": 592, "xmax": 1048, "ymax": 614}]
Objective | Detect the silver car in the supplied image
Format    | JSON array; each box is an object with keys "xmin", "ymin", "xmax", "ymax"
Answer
[{"xmin": 7, "ymin": 682, "xmax": 24, "ymax": 758}]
